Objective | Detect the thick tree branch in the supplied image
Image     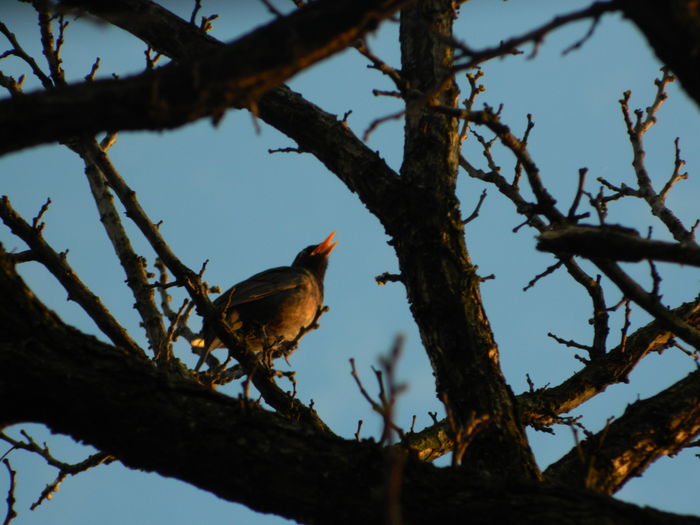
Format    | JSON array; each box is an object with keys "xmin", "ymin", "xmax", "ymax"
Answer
[
  {"xmin": 402, "ymin": 297, "xmax": 700, "ymax": 460},
  {"xmin": 0, "ymin": 0, "xmax": 414, "ymax": 156},
  {"xmin": 537, "ymin": 225, "xmax": 700, "ymax": 267},
  {"xmin": 519, "ymin": 298, "xmax": 700, "ymax": 427},
  {"xmin": 257, "ymin": 86, "xmax": 402, "ymax": 218},
  {"xmin": 1, "ymin": 250, "xmax": 699, "ymax": 524},
  {"xmin": 59, "ymin": 0, "xmax": 403, "ymax": 220},
  {"xmin": 395, "ymin": 1, "xmax": 540, "ymax": 479},
  {"xmin": 546, "ymin": 366, "xmax": 700, "ymax": 494}
]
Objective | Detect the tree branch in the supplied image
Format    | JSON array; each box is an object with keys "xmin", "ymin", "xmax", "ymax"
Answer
[
  {"xmin": 618, "ymin": 0, "xmax": 700, "ymax": 108},
  {"xmin": 520, "ymin": 298, "xmax": 700, "ymax": 427},
  {"xmin": 0, "ymin": 196, "xmax": 144, "ymax": 357},
  {"xmin": 546, "ymin": 367, "xmax": 700, "ymax": 494},
  {"xmin": 1, "ymin": 250, "xmax": 699, "ymax": 524},
  {"xmin": 396, "ymin": 1, "xmax": 540, "ymax": 479},
  {"xmin": 537, "ymin": 225, "xmax": 700, "ymax": 267},
  {"xmin": 58, "ymin": 0, "xmax": 403, "ymax": 221},
  {"xmin": 77, "ymin": 138, "xmax": 169, "ymax": 358},
  {"xmin": 0, "ymin": 0, "xmax": 414, "ymax": 156}
]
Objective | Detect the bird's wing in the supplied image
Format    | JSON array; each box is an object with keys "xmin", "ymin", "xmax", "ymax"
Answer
[{"xmin": 213, "ymin": 266, "xmax": 311, "ymax": 309}]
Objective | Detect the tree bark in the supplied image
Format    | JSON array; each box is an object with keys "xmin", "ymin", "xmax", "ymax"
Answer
[
  {"xmin": 3, "ymin": 1, "xmax": 700, "ymax": 523},
  {"xmin": 0, "ymin": 0, "xmax": 414, "ymax": 155},
  {"xmin": 392, "ymin": 1, "xmax": 540, "ymax": 479},
  {"xmin": 2, "ymin": 248, "xmax": 699, "ymax": 524},
  {"xmin": 618, "ymin": 0, "xmax": 700, "ymax": 108}
]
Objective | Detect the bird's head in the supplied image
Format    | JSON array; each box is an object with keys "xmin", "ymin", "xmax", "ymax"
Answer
[{"xmin": 292, "ymin": 231, "xmax": 338, "ymax": 281}]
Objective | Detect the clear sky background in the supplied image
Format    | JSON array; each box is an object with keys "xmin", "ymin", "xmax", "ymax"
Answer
[{"xmin": 1, "ymin": 1, "xmax": 699, "ymax": 523}]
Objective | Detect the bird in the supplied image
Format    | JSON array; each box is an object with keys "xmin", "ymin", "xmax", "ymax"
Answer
[{"xmin": 194, "ymin": 232, "xmax": 338, "ymax": 373}]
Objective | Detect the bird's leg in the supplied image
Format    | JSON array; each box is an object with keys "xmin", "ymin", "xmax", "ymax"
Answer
[{"xmin": 258, "ymin": 326, "xmax": 276, "ymax": 370}]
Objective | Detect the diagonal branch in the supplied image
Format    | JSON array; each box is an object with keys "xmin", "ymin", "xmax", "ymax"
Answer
[
  {"xmin": 401, "ymin": 297, "xmax": 700, "ymax": 461},
  {"xmin": 519, "ymin": 298, "xmax": 700, "ymax": 427},
  {"xmin": 546, "ymin": 366, "xmax": 700, "ymax": 494},
  {"xmin": 59, "ymin": 0, "xmax": 402, "ymax": 220},
  {"xmin": 595, "ymin": 259, "xmax": 700, "ymax": 350},
  {"xmin": 0, "ymin": 196, "xmax": 144, "ymax": 356},
  {"xmin": 449, "ymin": 1, "xmax": 618, "ymax": 69},
  {"xmin": 77, "ymin": 138, "xmax": 169, "ymax": 358},
  {"xmin": 0, "ymin": 0, "xmax": 414, "ymax": 156}
]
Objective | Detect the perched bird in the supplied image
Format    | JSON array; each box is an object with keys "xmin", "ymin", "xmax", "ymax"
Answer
[{"xmin": 194, "ymin": 232, "xmax": 338, "ymax": 372}]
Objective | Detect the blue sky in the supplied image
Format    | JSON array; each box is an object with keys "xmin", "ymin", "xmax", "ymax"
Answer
[{"xmin": 1, "ymin": 1, "xmax": 699, "ymax": 523}]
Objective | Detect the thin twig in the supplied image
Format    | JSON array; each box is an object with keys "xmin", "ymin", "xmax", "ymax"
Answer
[
  {"xmin": 0, "ymin": 431, "xmax": 113, "ymax": 511},
  {"xmin": 0, "ymin": 20, "xmax": 52, "ymax": 88},
  {"xmin": 449, "ymin": 2, "xmax": 617, "ymax": 68},
  {"xmin": 568, "ymin": 168, "xmax": 588, "ymax": 220},
  {"xmin": 2, "ymin": 459, "xmax": 17, "ymax": 525},
  {"xmin": 523, "ymin": 260, "xmax": 564, "ymax": 291},
  {"xmin": 462, "ymin": 189, "xmax": 487, "ymax": 224}
]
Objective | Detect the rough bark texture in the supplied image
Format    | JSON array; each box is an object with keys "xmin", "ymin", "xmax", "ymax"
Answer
[
  {"xmin": 0, "ymin": 0, "xmax": 413, "ymax": 155},
  {"xmin": 537, "ymin": 225, "xmax": 700, "ymax": 267},
  {"xmin": 519, "ymin": 299, "xmax": 700, "ymax": 427},
  {"xmin": 392, "ymin": 1, "xmax": 540, "ymax": 479},
  {"xmin": 2, "ymin": 251, "xmax": 699, "ymax": 524},
  {"xmin": 546, "ymin": 366, "xmax": 700, "ymax": 494},
  {"xmin": 3, "ymin": 1, "xmax": 700, "ymax": 523}
]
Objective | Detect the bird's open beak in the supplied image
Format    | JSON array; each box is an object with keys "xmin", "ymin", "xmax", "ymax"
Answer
[{"xmin": 311, "ymin": 231, "xmax": 338, "ymax": 256}]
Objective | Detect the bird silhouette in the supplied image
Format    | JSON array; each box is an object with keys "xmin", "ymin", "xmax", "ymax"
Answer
[{"xmin": 194, "ymin": 232, "xmax": 337, "ymax": 372}]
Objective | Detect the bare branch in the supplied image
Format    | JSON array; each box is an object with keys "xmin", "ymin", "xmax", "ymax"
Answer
[
  {"xmin": 76, "ymin": 139, "xmax": 169, "ymax": 359},
  {"xmin": 596, "ymin": 260, "xmax": 700, "ymax": 350},
  {"xmin": 659, "ymin": 137, "xmax": 688, "ymax": 201},
  {"xmin": 462, "ymin": 189, "xmax": 487, "ymax": 225},
  {"xmin": 440, "ymin": 106, "xmax": 563, "ymax": 224},
  {"xmin": 546, "ymin": 367, "xmax": 700, "ymax": 494},
  {"xmin": 0, "ymin": 20, "xmax": 52, "ymax": 88},
  {"xmin": 0, "ymin": 430, "xmax": 113, "ymax": 510},
  {"xmin": 354, "ymin": 39, "xmax": 407, "ymax": 93},
  {"xmin": 619, "ymin": 69, "xmax": 696, "ymax": 244},
  {"xmin": 2, "ymin": 459, "xmax": 17, "ymax": 525},
  {"xmin": 523, "ymin": 260, "xmax": 564, "ymax": 292},
  {"xmin": 448, "ymin": 1, "xmax": 618, "ymax": 69},
  {"xmin": 567, "ymin": 168, "xmax": 588, "ymax": 220},
  {"xmin": 0, "ymin": 196, "xmax": 144, "ymax": 356},
  {"xmin": 35, "ymin": 1, "xmax": 67, "ymax": 87},
  {"xmin": 520, "ymin": 298, "xmax": 700, "ymax": 427},
  {"xmin": 0, "ymin": 0, "xmax": 416, "ymax": 156},
  {"xmin": 537, "ymin": 225, "xmax": 700, "ymax": 267}
]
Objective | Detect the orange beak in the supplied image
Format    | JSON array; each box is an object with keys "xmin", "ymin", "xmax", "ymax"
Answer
[{"xmin": 311, "ymin": 231, "xmax": 338, "ymax": 257}]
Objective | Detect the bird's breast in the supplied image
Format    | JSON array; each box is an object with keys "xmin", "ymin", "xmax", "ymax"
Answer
[{"xmin": 237, "ymin": 276, "xmax": 322, "ymax": 344}]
